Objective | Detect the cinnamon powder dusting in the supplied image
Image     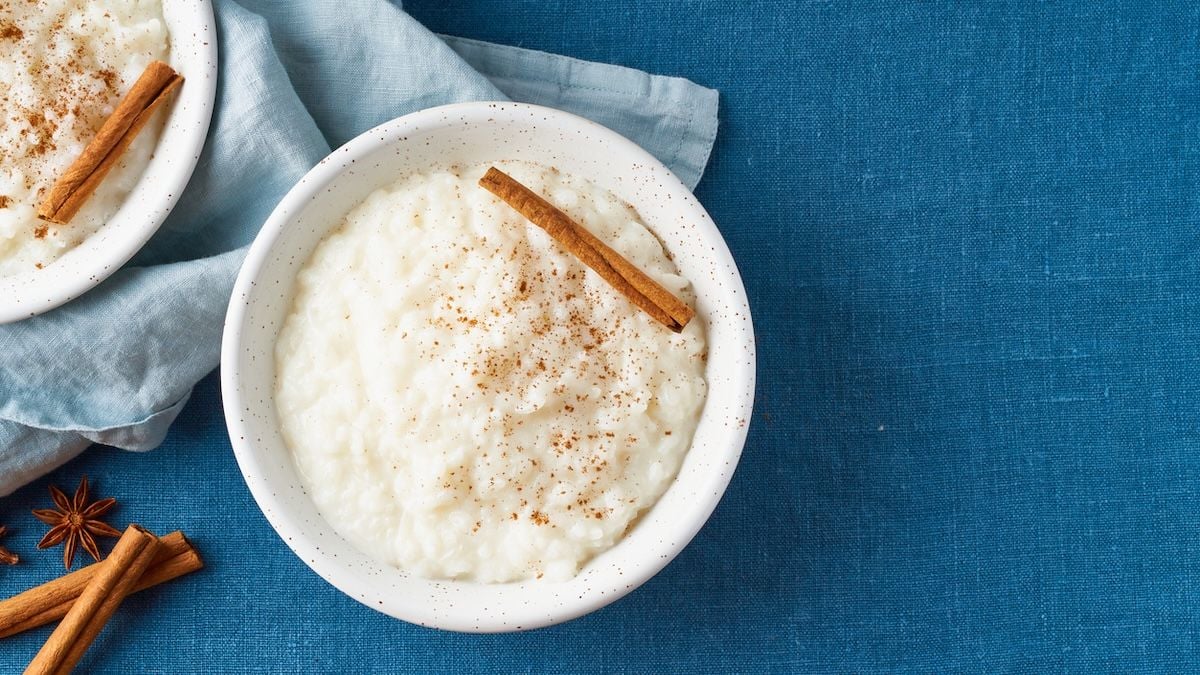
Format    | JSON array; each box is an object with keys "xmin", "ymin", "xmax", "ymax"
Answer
[
  {"xmin": 24, "ymin": 111, "xmax": 57, "ymax": 157},
  {"xmin": 0, "ymin": 21, "xmax": 22, "ymax": 40},
  {"xmin": 1, "ymin": 6, "xmax": 128, "ymax": 193},
  {"xmin": 96, "ymin": 68, "xmax": 118, "ymax": 90}
]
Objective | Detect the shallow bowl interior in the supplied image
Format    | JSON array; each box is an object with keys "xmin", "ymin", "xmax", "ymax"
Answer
[
  {"xmin": 0, "ymin": 0, "xmax": 218, "ymax": 323},
  {"xmin": 222, "ymin": 102, "xmax": 755, "ymax": 632}
]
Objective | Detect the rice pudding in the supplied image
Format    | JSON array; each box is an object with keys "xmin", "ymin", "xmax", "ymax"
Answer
[
  {"xmin": 0, "ymin": 0, "xmax": 170, "ymax": 276},
  {"xmin": 275, "ymin": 162, "xmax": 707, "ymax": 583}
]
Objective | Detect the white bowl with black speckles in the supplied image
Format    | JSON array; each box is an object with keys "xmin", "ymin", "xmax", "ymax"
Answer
[
  {"xmin": 221, "ymin": 101, "xmax": 755, "ymax": 632},
  {"xmin": 0, "ymin": 0, "xmax": 218, "ymax": 324}
]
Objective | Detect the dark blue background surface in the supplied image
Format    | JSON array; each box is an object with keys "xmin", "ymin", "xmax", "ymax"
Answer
[{"xmin": 4, "ymin": 1, "xmax": 1200, "ymax": 671}]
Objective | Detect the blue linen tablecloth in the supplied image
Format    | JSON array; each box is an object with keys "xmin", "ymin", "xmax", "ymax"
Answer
[{"xmin": 4, "ymin": 0, "xmax": 1200, "ymax": 672}]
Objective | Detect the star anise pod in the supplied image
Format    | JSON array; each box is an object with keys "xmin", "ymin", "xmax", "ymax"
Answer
[
  {"xmin": 0, "ymin": 525, "xmax": 16, "ymax": 565},
  {"xmin": 33, "ymin": 476, "xmax": 121, "ymax": 570}
]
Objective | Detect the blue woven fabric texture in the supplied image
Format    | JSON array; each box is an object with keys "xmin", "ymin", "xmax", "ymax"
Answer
[
  {"xmin": 0, "ymin": 0, "xmax": 716, "ymax": 495},
  {"xmin": 3, "ymin": 1, "xmax": 1199, "ymax": 672}
]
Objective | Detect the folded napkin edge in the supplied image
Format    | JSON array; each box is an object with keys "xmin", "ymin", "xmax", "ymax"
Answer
[
  {"xmin": 0, "ymin": 391, "xmax": 192, "ymax": 442},
  {"xmin": 439, "ymin": 34, "xmax": 719, "ymax": 102}
]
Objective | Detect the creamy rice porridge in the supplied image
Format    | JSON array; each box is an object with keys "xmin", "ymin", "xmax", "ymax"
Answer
[
  {"xmin": 275, "ymin": 162, "xmax": 707, "ymax": 583},
  {"xmin": 0, "ymin": 0, "xmax": 170, "ymax": 276}
]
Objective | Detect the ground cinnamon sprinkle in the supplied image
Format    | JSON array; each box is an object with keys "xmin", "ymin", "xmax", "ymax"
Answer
[
  {"xmin": 96, "ymin": 68, "xmax": 118, "ymax": 90},
  {"xmin": 0, "ymin": 21, "xmax": 22, "ymax": 40},
  {"xmin": 0, "ymin": 7, "xmax": 134, "ymax": 194},
  {"xmin": 25, "ymin": 111, "xmax": 57, "ymax": 157}
]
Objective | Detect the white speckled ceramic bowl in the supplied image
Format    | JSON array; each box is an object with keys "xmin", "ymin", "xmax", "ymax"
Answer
[
  {"xmin": 0, "ymin": 0, "xmax": 218, "ymax": 324},
  {"xmin": 222, "ymin": 102, "xmax": 755, "ymax": 632}
]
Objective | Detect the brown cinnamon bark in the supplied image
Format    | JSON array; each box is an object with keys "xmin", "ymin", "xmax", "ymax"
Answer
[
  {"xmin": 0, "ymin": 531, "xmax": 201, "ymax": 640},
  {"xmin": 25, "ymin": 525, "xmax": 160, "ymax": 674},
  {"xmin": 479, "ymin": 166, "xmax": 695, "ymax": 332},
  {"xmin": 37, "ymin": 60, "xmax": 183, "ymax": 225}
]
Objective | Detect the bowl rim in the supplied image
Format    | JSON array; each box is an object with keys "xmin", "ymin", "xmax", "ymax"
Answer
[
  {"xmin": 0, "ymin": 0, "xmax": 218, "ymax": 324},
  {"xmin": 221, "ymin": 101, "xmax": 756, "ymax": 632}
]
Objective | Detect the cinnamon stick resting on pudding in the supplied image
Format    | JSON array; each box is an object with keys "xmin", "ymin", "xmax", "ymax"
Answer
[
  {"xmin": 479, "ymin": 166, "xmax": 695, "ymax": 332},
  {"xmin": 37, "ymin": 60, "xmax": 183, "ymax": 225}
]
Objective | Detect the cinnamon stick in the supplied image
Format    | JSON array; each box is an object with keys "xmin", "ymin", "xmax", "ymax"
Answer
[
  {"xmin": 37, "ymin": 60, "xmax": 183, "ymax": 225},
  {"xmin": 478, "ymin": 167, "xmax": 695, "ymax": 333},
  {"xmin": 25, "ymin": 525, "xmax": 160, "ymax": 675},
  {"xmin": 0, "ymin": 531, "xmax": 202, "ymax": 639}
]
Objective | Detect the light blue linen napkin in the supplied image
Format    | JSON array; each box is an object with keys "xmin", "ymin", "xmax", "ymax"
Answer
[{"xmin": 0, "ymin": 0, "xmax": 718, "ymax": 495}]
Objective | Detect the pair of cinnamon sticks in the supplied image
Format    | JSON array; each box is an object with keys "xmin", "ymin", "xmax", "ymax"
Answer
[{"xmin": 2, "ymin": 527, "xmax": 202, "ymax": 674}]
